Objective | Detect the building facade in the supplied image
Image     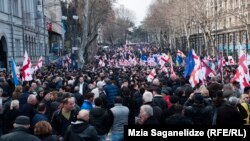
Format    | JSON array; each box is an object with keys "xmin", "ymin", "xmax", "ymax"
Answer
[
  {"xmin": 47, "ymin": 0, "xmax": 64, "ymax": 59},
  {"xmin": 177, "ymin": 0, "xmax": 250, "ymax": 60},
  {"xmin": 0, "ymin": 0, "xmax": 63, "ymax": 70}
]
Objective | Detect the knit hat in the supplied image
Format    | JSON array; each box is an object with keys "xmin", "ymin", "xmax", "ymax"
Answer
[{"xmin": 15, "ymin": 116, "xmax": 30, "ymax": 125}]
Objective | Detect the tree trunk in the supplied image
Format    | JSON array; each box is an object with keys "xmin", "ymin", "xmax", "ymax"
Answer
[
  {"xmin": 203, "ymin": 32, "xmax": 208, "ymax": 55},
  {"xmin": 78, "ymin": 0, "xmax": 89, "ymax": 69},
  {"xmin": 247, "ymin": 24, "xmax": 250, "ymax": 43},
  {"xmin": 184, "ymin": 22, "xmax": 190, "ymax": 51}
]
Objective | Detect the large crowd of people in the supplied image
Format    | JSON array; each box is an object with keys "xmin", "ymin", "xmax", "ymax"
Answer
[{"xmin": 0, "ymin": 44, "xmax": 249, "ymax": 141}]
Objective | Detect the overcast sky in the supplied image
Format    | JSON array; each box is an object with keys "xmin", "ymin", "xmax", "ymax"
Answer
[{"xmin": 116, "ymin": 0, "xmax": 153, "ymax": 26}]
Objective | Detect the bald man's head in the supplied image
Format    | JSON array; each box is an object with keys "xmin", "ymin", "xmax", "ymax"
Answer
[{"xmin": 77, "ymin": 110, "xmax": 89, "ymax": 121}]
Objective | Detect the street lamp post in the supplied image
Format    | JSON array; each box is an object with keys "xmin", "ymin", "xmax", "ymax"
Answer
[
  {"xmin": 61, "ymin": 16, "xmax": 67, "ymax": 56},
  {"xmin": 73, "ymin": 15, "xmax": 78, "ymax": 54}
]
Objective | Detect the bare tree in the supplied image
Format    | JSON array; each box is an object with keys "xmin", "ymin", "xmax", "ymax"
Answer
[
  {"xmin": 143, "ymin": 0, "xmax": 225, "ymax": 56},
  {"xmin": 224, "ymin": 0, "xmax": 250, "ymax": 42},
  {"xmin": 102, "ymin": 5, "xmax": 135, "ymax": 45},
  {"xmin": 143, "ymin": 0, "xmax": 194, "ymax": 52},
  {"xmin": 76, "ymin": 0, "xmax": 113, "ymax": 68}
]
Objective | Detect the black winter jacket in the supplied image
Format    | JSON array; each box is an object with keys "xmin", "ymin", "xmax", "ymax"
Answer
[{"xmin": 0, "ymin": 127, "xmax": 41, "ymax": 141}]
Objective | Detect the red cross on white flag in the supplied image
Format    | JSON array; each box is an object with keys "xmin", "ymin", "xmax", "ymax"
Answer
[
  {"xmin": 34, "ymin": 56, "xmax": 43, "ymax": 71},
  {"xmin": 21, "ymin": 50, "xmax": 33, "ymax": 81}
]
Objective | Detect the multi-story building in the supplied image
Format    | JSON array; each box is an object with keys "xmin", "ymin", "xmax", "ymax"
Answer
[
  {"xmin": 211, "ymin": 0, "xmax": 250, "ymax": 59},
  {"xmin": 178, "ymin": 0, "xmax": 250, "ymax": 60},
  {"xmin": 47, "ymin": 0, "xmax": 64, "ymax": 59},
  {"xmin": 0, "ymin": 0, "xmax": 63, "ymax": 70},
  {"xmin": 0, "ymin": 0, "xmax": 47, "ymax": 69}
]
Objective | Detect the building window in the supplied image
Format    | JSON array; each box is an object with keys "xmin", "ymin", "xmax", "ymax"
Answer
[
  {"xmin": 29, "ymin": 38, "xmax": 32, "ymax": 58},
  {"xmin": 235, "ymin": 0, "xmax": 238, "ymax": 8},
  {"xmin": 229, "ymin": 35, "xmax": 233, "ymax": 43},
  {"xmin": 24, "ymin": 36, "xmax": 27, "ymax": 54},
  {"xmin": 235, "ymin": 16, "xmax": 238, "ymax": 25},
  {"xmin": 13, "ymin": 0, "xmax": 19, "ymax": 16},
  {"xmin": 245, "ymin": 0, "xmax": 248, "ymax": 7},
  {"xmin": 224, "ymin": 0, "xmax": 227, "ymax": 9},
  {"xmin": 40, "ymin": 43, "xmax": 43, "ymax": 56},
  {"xmin": 14, "ymin": 39, "xmax": 21, "ymax": 57},
  {"xmin": 229, "ymin": 17, "xmax": 232, "ymax": 26},
  {"xmin": 0, "ymin": 0, "xmax": 4, "ymax": 12},
  {"xmin": 27, "ymin": 37, "xmax": 30, "ymax": 55},
  {"xmin": 224, "ymin": 19, "xmax": 226, "ymax": 28}
]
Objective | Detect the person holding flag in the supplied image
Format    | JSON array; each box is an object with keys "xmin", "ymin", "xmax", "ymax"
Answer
[
  {"xmin": 21, "ymin": 50, "xmax": 33, "ymax": 81},
  {"xmin": 11, "ymin": 58, "xmax": 20, "ymax": 85},
  {"xmin": 176, "ymin": 50, "xmax": 185, "ymax": 66},
  {"xmin": 34, "ymin": 56, "xmax": 43, "ymax": 72}
]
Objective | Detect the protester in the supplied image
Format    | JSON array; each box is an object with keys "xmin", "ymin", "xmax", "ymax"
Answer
[
  {"xmin": 1, "ymin": 43, "xmax": 250, "ymax": 141},
  {"xmin": 64, "ymin": 110, "xmax": 99, "ymax": 141},
  {"xmin": 0, "ymin": 116, "xmax": 41, "ymax": 141}
]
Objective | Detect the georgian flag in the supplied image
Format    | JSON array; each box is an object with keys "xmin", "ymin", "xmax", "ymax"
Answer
[
  {"xmin": 189, "ymin": 50, "xmax": 201, "ymax": 87},
  {"xmin": 159, "ymin": 53, "xmax": 169, "ymax": 67},
  {"xmin": 147, "ymin": 69, "xmax": 156, "ymax": 82},
  {"xmin": 21, "ymin": 50, "xmax": 33, "ymax": 81},
  {"xmin": 232, "ymin": 51, "xmax": 250, "ymax": 92},
  {"xmin": 34, "ymin": 56, "xmax": 43, "ymax": 71}
]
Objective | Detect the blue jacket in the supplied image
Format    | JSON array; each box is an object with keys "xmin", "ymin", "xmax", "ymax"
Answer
[
  {"xmin": 81, "ymin": 100, "xmax": 93, "ymax": 110},
  {"xmin": 32, "ymin": 113, "xmax": 48, "ymax": 126},
  {"xmin": 104, "ymin": 84, "xmax": 119, "ymax": 107}
]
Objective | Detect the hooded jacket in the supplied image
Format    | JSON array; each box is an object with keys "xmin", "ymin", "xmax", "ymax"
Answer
[{"xmin": 64, "ymin": 120, "xmax": 99, "ymax": 141}]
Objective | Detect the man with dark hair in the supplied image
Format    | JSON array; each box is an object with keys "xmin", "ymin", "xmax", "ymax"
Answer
[
  {"xmin": 89, "ymin": 98, "xmax": 110, "ymax": 141},
  {"xmin": 78, "ymin": 76, "xmax": 88, "ymax": 96},
  {"xmin": 19, "ymin": 85, "xmax": 31, "ymax": 108},
  {"xmin": 152, "ymin": 86, "xmax": 167, "ymax": 110},
  {"xmin": 0, "ymin": 116, "xmax": 40, "ymax": 141},
  {"xmin": 51, "ymin": 95, "xmax": 78, "ymax": 138},
  {"xmin": 103, "ymin": 78, "xmax": 119, "ymax": 109},
  {"xmin": 164, "ymin": 104, "xmax": 193, "ymax": 125},
  {"xmin": 81, "ymin": 92, "xmax": 94, "ymax": 110},
  {"xmin": 244, "ymin": 86, "xmax": 250, "ymax": 95},
  {"xmin": 32, "ymin": 103, "xmax": 48, "ymax": 127}
]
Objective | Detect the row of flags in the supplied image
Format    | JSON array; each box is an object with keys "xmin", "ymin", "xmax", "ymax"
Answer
[
  {"xmin": 184, "ymin": 49, "xmax": 250, "ymax": 92},
  {"xmin": 97, "ymin": 48, "xmax": 249, "ymax": 90},
  {"xmin": 11, "ymin": 47, "xmax": 250, "ymax": 92},
  {"xmin": 144, "ymin": 48, "xmax": 247, "ymax": 89},
  {"xmin": 11, "ymin": 50, "xmax": 43, "ymax": 85},
  {"xmin": 98, "ymin": 49, "xmax": 187, "ymax": 68},
  {"xmin": 232, "ymin": 50, "xmax": 250, "ymax": 91}
]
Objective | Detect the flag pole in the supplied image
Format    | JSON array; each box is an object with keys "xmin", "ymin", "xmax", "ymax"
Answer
[{"xmin": 221, "ymin": 50, "xmax": 224, "ymax": 85}]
